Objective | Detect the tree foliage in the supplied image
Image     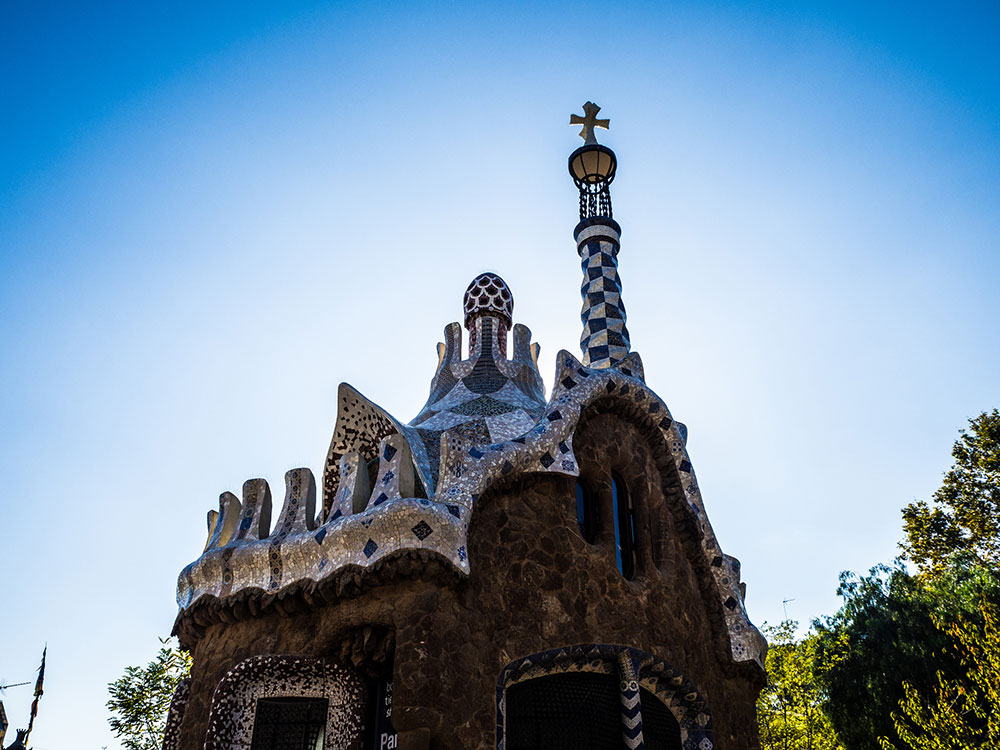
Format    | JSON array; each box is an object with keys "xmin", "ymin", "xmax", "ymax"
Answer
[
  {"xmin": 106, "ymin": 638, "xmax": 191, "ymax": 750},
  {"xmin": 880, "ymin": 571, "xmax": 1000, "ymax": 750},
  {"xmin": 757, "ymin": 620, "xmax": 842, "ymax": 750},
  {"xmin": 902, "ymin": 409, "xmax": 1000, "ymax": 576},
  {"xmin": 811, "ymin": 564, "xmax": 962, "ymax": 750},
  {"xmin": 811, "ymin": 409, "xmax": 1000, "ymax": 750}
]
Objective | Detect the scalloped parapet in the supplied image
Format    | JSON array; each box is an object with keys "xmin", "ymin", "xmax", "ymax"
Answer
[{"xmin": 175, "ymin": 346, "xmax": 766, "ymax": 670}]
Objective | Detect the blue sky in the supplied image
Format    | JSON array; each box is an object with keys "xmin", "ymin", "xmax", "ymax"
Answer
[{"xmin": 1, "ymin": 2, "xmax": 998, "ymax": 747}]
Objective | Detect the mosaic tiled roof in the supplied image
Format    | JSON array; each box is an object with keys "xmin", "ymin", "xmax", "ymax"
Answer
[{"xmin": 174, "ymin": 266, "xmax": 766, "ymax": 668}]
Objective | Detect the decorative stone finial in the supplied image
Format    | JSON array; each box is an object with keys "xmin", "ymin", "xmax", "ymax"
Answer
[
  {"xmin": 570, "ymin": 101, "xmax": 610, "ymax": 146},
  {"xmin": 463, "ymin": 273, "xmax": 513, "ymax": 329}
]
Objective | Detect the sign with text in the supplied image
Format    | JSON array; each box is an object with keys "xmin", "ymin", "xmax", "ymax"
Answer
[{"xmin": 374, "ymin": 678, "xmax": 397, "ymax": 750}]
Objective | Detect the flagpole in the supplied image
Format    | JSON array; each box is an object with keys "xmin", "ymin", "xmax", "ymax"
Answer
[{"xmin": 22, "ymin": 646, "xmax": 45, "ymax": 747}]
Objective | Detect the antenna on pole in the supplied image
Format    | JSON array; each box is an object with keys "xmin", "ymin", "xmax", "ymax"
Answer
[{"xmin": 782, "ymin": 598, "xmax": 796, "ymax": 621}]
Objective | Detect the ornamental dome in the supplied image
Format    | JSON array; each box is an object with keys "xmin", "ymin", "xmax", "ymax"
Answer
[{"xmin": 463, "ymin": 272, "xmax": 513, "ymax": 329}]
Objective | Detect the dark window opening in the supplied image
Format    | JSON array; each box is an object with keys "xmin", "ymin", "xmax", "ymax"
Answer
[
  {"xmin": 506, "ymin": 672, "xmax": 621, "ymax": 750},
  {"xmin": 250, "ymin": 697, "xmax": 328, "ymax": 750},
  {"xmin": 639, "ymin": 688, "xmax": 682, "ymax": 750},
  {"xmin": 575, "ymin": 481, "xmax": 597, "ymax": 543},
  {"xmin": 611, "ymin": 475, "xmax": 636, "ymax": 579}
]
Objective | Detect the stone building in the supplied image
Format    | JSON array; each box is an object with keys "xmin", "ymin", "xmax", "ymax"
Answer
[{"xmin": 166, "ymin": 104, "xmax": 766, "ymax": 750}]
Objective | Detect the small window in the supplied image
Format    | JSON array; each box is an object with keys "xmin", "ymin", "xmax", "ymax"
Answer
[
  {"xmin": 575, "ymin": 481, "xmax": 597, "ymax": 543},
  {"xmin": 611, "ymin": 475, "xmax": 636, "ymax": 580},
  {"xmin": 250, "ymin": 697, "xmax": 328, "ymax": 750}
]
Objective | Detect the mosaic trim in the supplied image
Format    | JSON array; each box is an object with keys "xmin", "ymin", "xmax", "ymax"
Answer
[
  {"xmin": 618, "ymin": 651, "xmax": 644, "ymax": 750},
  {"xmin": 203, "ymin": 655, "xmax": 365, "ymax": 750},
  {"xmin": 161, "ymin": 677, "xmax": 191, "ymax": 750},
  {"xmin": 176, "ymin": 282, "xmax": 764, "ymax": 669},
  {"xmin": 496, "ymin": 644, "xmax": 713, "ymax": 750}
]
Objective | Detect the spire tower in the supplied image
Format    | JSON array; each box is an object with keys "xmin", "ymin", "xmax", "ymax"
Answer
[{"xmin": 569, "ymin": 102, "xmax": 631, "ymax": 369}]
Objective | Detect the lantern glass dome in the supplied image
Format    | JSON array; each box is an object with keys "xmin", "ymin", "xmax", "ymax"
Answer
[{"xmin": 569, "ymin": 144, "xmax": 617, "ymax": 187}]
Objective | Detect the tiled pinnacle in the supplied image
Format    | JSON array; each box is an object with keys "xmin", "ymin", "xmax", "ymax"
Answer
[{"xmin": 576, "ymin": 219, "xmax": 630, "ymax": 368}]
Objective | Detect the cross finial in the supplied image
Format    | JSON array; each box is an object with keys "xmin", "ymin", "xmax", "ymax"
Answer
[{"xmin": 570, "ymin": 101, "xmax": 610, "ymax": 146}]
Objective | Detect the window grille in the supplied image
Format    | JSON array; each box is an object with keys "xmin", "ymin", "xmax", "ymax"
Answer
[
  {"xmin": 505, "ymin": 672, "xmax": 621, "ymax": 750},
  {"xmin": 639, "ymin": 688, "xmax": 682, "ymax": 750},
  {"xmin": 250, "ymin": 697, "xmax": 328, "ymax": 750}
]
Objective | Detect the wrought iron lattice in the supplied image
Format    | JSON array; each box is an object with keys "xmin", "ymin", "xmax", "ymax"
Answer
[
  {"xmin": 506, "ymin": 672, "xmax": 621, "ymax": 750},
  {"xmin": 250, "ymin": 698, "xmax": 329, "ymax": 750},
  {"xmin": 639, "ymin": 688, "xmax": 682, "ymax": 750},
  {"xmin": 578, "ymin": 185, "xmax": 613, "ymax": 221}
]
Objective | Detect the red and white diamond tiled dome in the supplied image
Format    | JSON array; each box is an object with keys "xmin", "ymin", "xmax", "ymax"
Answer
[{"xmin": 463, "ymin": 272, "xmax": 513, "ymax": 329}]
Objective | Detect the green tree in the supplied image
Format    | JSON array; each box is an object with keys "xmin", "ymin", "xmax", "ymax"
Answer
[
  {"xmin": 902, "ymin": 409, "xmax": 1000, "ymax": 576},
  {"xmin": 812, "ymin": 564, "xmax": 961, "ymax": 750},
  {"xmin": 881, "ymin": 569, "xmax": 1000, "ymax": 750},
  {"xmin": 106, "ymin": 638, "xmax": 191, "ymax": 750},
  {"xmin": 757, "ymin": 620, "xmax": 842, "ymax": 750}
]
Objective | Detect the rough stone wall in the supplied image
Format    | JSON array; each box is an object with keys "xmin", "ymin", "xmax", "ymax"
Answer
[{"xmin": 174, "ymin": 409, "xmax": 762, "ymax": 749}]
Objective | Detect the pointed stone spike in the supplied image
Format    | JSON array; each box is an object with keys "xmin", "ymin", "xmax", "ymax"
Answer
[
  {"xmin": 205, "ymin": 492, "xmax": 242, "ymax": 551},
  {"xmin": 366, "ymin": 433, "xmax": 415, "ymax": 509},
  {"xmin": 441, "ymin": 322, "xmax": 462, "ymax": 366},
  {"xmin": 238, "ymin": 478, "xmax": 273, "ymax": 540},
  {"xmin": 273, "ymin": 468, "xmax": 318, "ymax": 537},
  {"xmin": 614, "ymin": 351, "xmax": 645, "ymax": 381},
  {"xmin": 511, "ymin": 324, "xmax": 533, "ymax": 363},
  {"xmin": 327, "ymin": 451, "xmax": 371, "ymax": 520},
  {"xmin": 203, "ymin": 509, "xmax": 220, "ymax": 552}
]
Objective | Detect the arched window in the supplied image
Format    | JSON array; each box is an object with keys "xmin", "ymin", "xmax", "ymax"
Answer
[
  {"xmin": 497, "ymin": 646, "xmax": 706, "ymax": 750},
  {"xmin": 505, "ymin": 672, "xmax": 621, "ymax": 750},
  {"xmin": 611, "ymin": 475, "xmax": 636, "ymax": 579},
  {"xmin": 203, "ymin": 656, "xmax": 365, "ymax": 750},
  {"xmin": 575, "ymin": 481, "xmax": 597, "ymax": 544}
]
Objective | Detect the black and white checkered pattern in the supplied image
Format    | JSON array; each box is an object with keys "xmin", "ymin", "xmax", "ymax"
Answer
[{"xmin": 579, "ymin": 237, "xmax": 630, "ymax": 368}]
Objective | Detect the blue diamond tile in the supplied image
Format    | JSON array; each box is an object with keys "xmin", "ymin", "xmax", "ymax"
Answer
[{"xmin": 363, "ymin": 539, "xmax": 378, "ymax": 558}]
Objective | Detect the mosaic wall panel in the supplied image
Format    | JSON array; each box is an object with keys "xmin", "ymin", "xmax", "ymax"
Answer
[
  {"xmin": 496, "ymin": 644, "xmax": 713, "ymax": 750},
  {"xmin": 203, "ymin": 655, "xmax": 365, "ymax": 750},
  {"xmin": 175, "ymin": 267, "xmax": 765, "ymax": 670}
]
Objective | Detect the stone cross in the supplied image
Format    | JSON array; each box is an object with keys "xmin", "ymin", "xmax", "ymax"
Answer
[{"xmin": 570, "ymin": 101, "xmax": 610, "ymax": 145}]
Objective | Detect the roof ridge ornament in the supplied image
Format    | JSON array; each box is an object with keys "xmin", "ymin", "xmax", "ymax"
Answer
[{"xmin": 570, "ymin": 101, "xmax": 610, "ymax": 146}]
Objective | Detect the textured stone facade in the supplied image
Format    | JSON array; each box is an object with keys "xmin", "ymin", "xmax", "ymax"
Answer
[{"xmin": 171, "ymin": 404, "xmax": 763, "ymax": 749}]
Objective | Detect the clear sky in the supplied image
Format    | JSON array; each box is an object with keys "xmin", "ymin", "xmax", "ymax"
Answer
[{"xmin": 1, "ymin": 1, "xmax": 998, "ymax": 747}]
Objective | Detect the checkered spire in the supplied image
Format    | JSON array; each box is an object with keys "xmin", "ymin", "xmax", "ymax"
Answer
[{"xmin": 576, "ymin": 218, "xmax": 630, "ymax": 368}]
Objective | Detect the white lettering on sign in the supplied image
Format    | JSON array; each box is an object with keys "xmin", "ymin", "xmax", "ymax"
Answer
[{"xmin": 380, "ymin": 732, "xmax": 398, "ymax": 749}]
